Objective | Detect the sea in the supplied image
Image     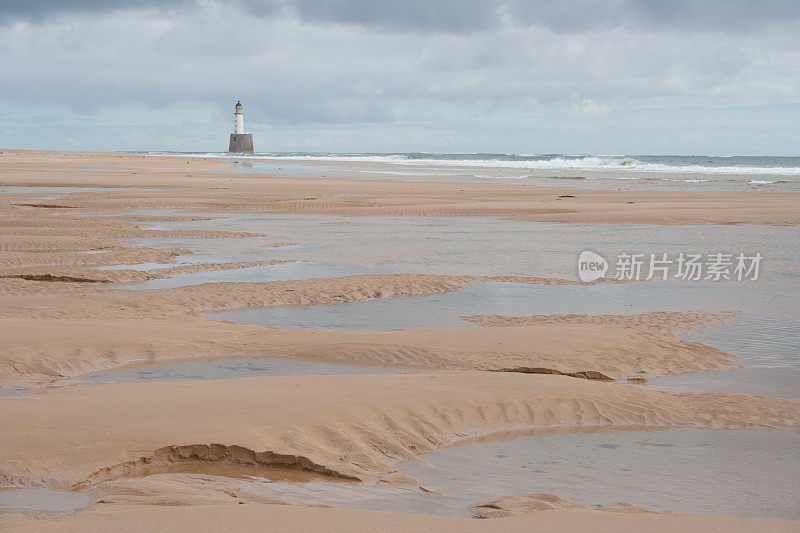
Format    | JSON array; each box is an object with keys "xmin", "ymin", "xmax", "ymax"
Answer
[{"xmin": 150, "ymin": 152, "xmax": 800, "ymax": 189}]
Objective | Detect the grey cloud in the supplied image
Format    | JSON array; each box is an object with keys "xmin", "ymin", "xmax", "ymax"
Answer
[
  {"xmin": 504, "ymin": 0, "xmax": 800, "ymax": 32},
  {"xmin": 281, "ymin": 0, "xmax": 500, "ymax": 33},
  {"xmin": 0, "ymin": 0, "xmax": 184, "ymax": 23},
  {"xmin": 4, "ymin": 0, "xmax": 799, "ymax": 34},
  {"xmin": 1, "ymin": 0, "xmax": 494, "ymax": 32}
]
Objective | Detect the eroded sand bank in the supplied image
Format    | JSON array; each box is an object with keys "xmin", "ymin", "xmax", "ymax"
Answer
[{"xmin": 1, "ymin": 372, "xmax": 797, "ymax": 489}]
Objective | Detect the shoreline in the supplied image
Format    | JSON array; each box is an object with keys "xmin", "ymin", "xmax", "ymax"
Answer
[{"xmin": 1, "ymin": 150, "xmax": 798, "ymax": 225}]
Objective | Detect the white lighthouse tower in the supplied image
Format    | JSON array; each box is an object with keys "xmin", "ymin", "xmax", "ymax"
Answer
[
  {"xmin": 234, "ymin": 101, "xmax": 244, "ymax": 134},
  {"xmin": 228, "ymin": 100, "xmax": 254, "ymax": 153}
]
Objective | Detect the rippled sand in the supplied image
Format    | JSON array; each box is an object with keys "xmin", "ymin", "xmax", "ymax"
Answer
[{"xmin": 1, "ymin": 150, "xmax": 797, "ymax": 531}]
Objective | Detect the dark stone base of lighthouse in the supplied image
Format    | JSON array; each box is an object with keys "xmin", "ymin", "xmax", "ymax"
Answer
[{"xmin": 228, "ymin": 134, "xmax": 254, "ymax": 154}]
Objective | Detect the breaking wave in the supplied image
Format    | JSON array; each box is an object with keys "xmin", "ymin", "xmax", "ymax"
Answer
[{"xmin": 156, "ymin": 152, "xmax": 800, "ymax": 177}]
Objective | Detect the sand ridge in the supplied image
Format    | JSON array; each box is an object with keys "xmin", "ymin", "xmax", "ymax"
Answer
[
  {"xmin": 471, "ymin": 492, "xmax": 655, "ymax": 518},
  {"xmin": 0, "ymin": 248, "xmax": 192, "ymax": 273},
  {"xmin": 0, "ymin": 308, "xmax": 740, "ymax": 387},
  {"xmin": 1, "ymin": 372, "xmax": 797, "ymax": 490},
  {"xmin": 461, "ymin": 310, "xmax": 740, "ymax": 334}
]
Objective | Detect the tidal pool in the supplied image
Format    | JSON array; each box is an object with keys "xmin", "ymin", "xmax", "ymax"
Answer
[
  {"xmin": 0, "ymin": 488, "xmax": 93, "ymax": 515},
  {"xmin": 391, "ymin": 428, "xmax": 800, "ymax": 518},
  {"xmin": 176, "ymin": 429, "xmax": 800, "ymax": 519},
  {"xmin": 644, "ymin": 367, "xmax": 800, "ymax": 400},
  {"xmin": 112, "ymin": 213, "xmax": 799, "ymax": 280},
  {"xmin": 80, "ymin": 357, "xmax": 403, "ymax": 384},
  {"xmin": 208, "ymin": 280, "xmax": 799, "ymax": 370},
  {"xmin": 114, "ymin": 261, "xmax": 370, "ymax": 290}
]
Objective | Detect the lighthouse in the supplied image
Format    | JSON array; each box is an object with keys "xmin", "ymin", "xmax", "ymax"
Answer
[
  {"xmin": 228, "ymin": 100, "xmax": 254, "ymax": 153},
  {"xmin": 234, "ymin": 101, "xmax": 244, "ymax": 134}
]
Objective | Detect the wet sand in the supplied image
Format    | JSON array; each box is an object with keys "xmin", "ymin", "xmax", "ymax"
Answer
[
  {"xmin": 1, "ymin": 150, "xmax": 798, "ymax": 225},
  {"xmin": 1, "ymin": 150, "xmax": 798, "ymax": 530},
  {"xmin": 4, "ymin": 503, "xmax": 798, "ymax": 533}
]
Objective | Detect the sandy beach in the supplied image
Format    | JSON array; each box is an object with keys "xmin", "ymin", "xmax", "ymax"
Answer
[
  {"xmin": 0, "ymin": 150, "xmax": 798, "ymax": 529},
  {"xmin": 2, "ymin": 151, "xmax": 798, "ymax": 224}
]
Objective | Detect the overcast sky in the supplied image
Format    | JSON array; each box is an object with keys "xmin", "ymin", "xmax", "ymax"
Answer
[{"xmin": 1, "ymin": 0, "xmax": 798, "ymax": 155}]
